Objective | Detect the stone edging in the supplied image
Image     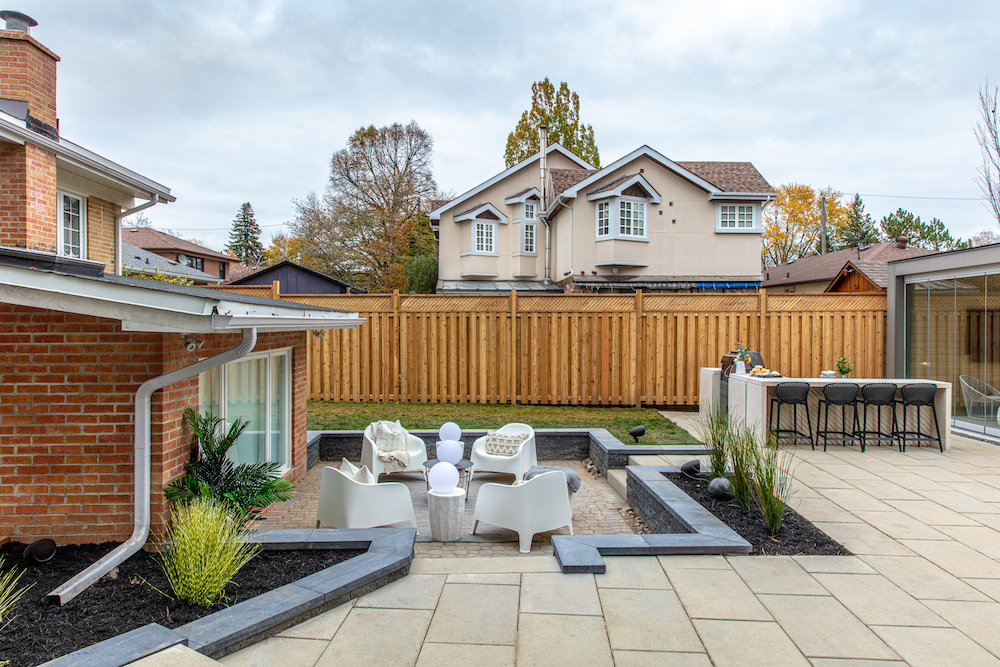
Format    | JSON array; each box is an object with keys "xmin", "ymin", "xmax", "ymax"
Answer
[
  {"xmin": 552, "ymin": 466, "xmax": 751, "ymax": 573},
  {"xmin": 42, "ymin": 527, "xmax": 416, "ymax": 667}
]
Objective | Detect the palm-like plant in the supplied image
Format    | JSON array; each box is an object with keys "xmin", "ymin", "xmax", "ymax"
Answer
[{"xmin": 165, "ymin": 408, "xmax": 294, "ymax": 521}]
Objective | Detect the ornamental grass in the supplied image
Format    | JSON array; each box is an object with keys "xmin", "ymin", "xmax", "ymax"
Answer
[
  {"xmin": 157, "ymin": 498, "xmax": 259, "ymax": 607},
  {"xmin": 696, "ymin": 404, "xmax": 730, "ymax": 479},
  {"xmin": 751, "ymin": 432, "xmax": 795, "ymax": 534},
  {"xmin": 0, "ymin": 554, "xmax": 31, "ymax": 631},
  {"xmin": 726, "ymin": 422, "xmax": 756, "ymax": 510}
]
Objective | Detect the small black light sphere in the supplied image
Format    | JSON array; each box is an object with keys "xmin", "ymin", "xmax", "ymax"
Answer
[
  {"xmin": 707, "ymin": 477, "xmax": 735, "ymax": 501},
  {"xmin": 24, "ymin": 538, "xmax": 57, "ymax": 564},
  {"xmin": 680, "ymin": 459, "xmax": 701, "ymax": 476},
  {"xmin": 630, "ymin": 425, "xmax": 645, "ymax": 443}
]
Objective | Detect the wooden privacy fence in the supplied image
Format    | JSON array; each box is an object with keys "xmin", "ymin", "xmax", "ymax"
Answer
[{"xmin": 235, "ymin": 288, "xmax": 887, "ymax": 407}]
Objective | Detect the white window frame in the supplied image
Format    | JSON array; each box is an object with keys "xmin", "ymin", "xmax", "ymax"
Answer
[
  {"xmin": 522, "ymin": 221, "xmax": 536, "ymax": 254},
  {"xmin": 523, "ymin": 201, "xmax": 536, "ymax": 221},
  {"xmin": 201, "ymin": 346, "xmax": 293, "ymax": 474},
  {"xmin": 595, "ymin": 197, "xmax": 648, "ymax": 241},
  {"xmin": 597, "ymin": 201, "xmax": 611, "ymax": 237},
  {"xmin": 57, "ymin": 190, "xmax": 87, "ymax": 259},
  {"xmin": 716, "ymin": 203, "xmax": 759, "ymax": 232},
  {"xmin": 618, "ymin": 198, "xmax": 646, "ymax": 237},
  {"xmin": 473, "ymin": 220, "xmax": 497, "ymax": 254}
]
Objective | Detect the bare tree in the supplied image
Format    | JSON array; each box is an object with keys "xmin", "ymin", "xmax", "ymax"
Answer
[{"xmin": 975, "ymin": 80, "xmax": 1000, "ymax": 226}]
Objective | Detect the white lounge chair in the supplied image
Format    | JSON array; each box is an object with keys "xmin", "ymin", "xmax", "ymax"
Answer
[
  {"xmin": 959, "ymin": 375, "xmax": 1000, "ymax": 422},
  {"xmin": 315, "ymin": 466, "xmax": 417, "ymax": 530},
  {"xmin": 471, "ymin": 470, "xmax": 573, "ymax": 553},
  {"xmin": 361, "ymin": 423, "xmax": 429, "ymax": 479},
  {"xmin": 469, "ymin": 423, "xmax": 537, "ymax": 481}
]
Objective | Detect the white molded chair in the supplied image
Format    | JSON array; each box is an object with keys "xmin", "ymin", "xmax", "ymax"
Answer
[
  {"xmin": 471, "ymin": 470, "xmax": 573, "ymax": 553},
  {"xmin": 315, "ymin": 466, "xmax": 417, "ymax": 530},
  {"xmin": 959, "ymin": 375, "xmax": 1000, "ymax": 423},
  {"xmin": 469, "ymin": 423, "xmax": 537, "ymax": 481},
  {"xmin": 361, "ymin": 423, "xmax": 429, "ymax": 479}
]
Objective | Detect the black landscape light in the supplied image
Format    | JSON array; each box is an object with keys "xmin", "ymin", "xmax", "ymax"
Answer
[
  {"xmin": 24, "ymin": 538, "xmax": 57, "ymax": 564},
  {"xmin": 630, "ymin": 425, "xmax": 645, "ymax": 443}
]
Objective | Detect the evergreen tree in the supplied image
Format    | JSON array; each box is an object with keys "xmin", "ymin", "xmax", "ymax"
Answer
[
  {"xmin": 836, "ymin": 194, "xmax": 879, "ymax": 249},
  {"xmin": 226, "ymin": 202, "xmax": 264, "ymax": 265},
  {"xmin": 504, "ymin": 78, "xmax": 600, "ymax": 168},
  {"xmin": 878, "ymin": 208, "xmax": 970, "ymax": 251}
]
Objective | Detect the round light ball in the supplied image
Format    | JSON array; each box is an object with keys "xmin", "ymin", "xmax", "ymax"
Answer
[
  {"xmin": 680, "ymin": 460, "xmax": 701, "ymax": 477},
  {"xmin": 707, "ymin": 477, "xmax": 734, "ymax": 501},
  {"xmin": 428, "ymin": 461, "xmax": 459, "ymax": 494},
  {"xmin": 439, "ymin": 421, "xmax": 462, "ymax": 442},
  {"xmin": 436, "ymin": 439, "xmax": 463, "ymax": 465}
]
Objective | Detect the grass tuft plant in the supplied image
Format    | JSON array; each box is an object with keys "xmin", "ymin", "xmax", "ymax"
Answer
[
  {"xmin": 0, "ymin": 554, "xmax": 31, "ymax": 632},
  {"xmin": 751, "ymin": 432, "xmax": 795, "ymax": 534},
  {"xmin": 156, "ymin": 498, "xmax": 260, "ymax": 607},
  {"xmin": 727, "ymin": 421, "xmax": 756, "ymax": 509},
  {"xmin": 696, "ymin": 404, "xmax": 730, "ymax": 479}
]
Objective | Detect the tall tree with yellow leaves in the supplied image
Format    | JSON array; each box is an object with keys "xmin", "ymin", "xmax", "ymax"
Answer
[{"xmin": 762, "ymin": 184, "xmax": 848, "ymax": 268}]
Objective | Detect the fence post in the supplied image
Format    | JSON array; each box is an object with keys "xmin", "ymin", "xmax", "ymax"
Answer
[
  {"xmin": 636, "ymin": 289, "xmax": 643, "ymax": 408},
  {"xmin": 393, "ymin": 290, "xmax": 400, "ymax": 402},
  {"xmin": 510, "ymin": 290, "xmax": 517, "ymax": 406},
  {"xmin": 758, "ymin": 287, "xmax": 767, "ymax": 358},
  {"xmin": 271, "ymin": 280, "xmax": 280, "ymax": 300}
]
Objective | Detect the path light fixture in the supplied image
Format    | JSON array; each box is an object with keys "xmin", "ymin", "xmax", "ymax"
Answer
[
  {"xmin": 630, "ymin": 425, "xmax": 645, "ymax": 443},
  {"xmin": 24, "ymin": 538, "xmax": 56, "ymax": 564}
]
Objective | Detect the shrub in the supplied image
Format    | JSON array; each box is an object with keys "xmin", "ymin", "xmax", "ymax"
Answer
[
  {"xmin": 727, "ymin": 422, "xmax": 756, "ymax": 509},
  {"xmin": 157, "ymin": 498, "xmax": 259, "ymax": 606},
  {"xmin": 751, "ymin": 432, "xmax": 795, "ymax": 534},
  {"xmin": 696, "ymin": 404, "xmax": 730, "ymax": 479},
  {"xmin": 165, "ymin": 408, "xmax": 295, "ymax": 521},
  {"xmin": 0, "ymin": 553, "xmax": 32, "ymax": 634}
]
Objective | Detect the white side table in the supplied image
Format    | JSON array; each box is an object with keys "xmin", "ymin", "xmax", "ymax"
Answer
[{"xmin": 427, "ymin": 488, "xmax": 466, "ymax": 541}]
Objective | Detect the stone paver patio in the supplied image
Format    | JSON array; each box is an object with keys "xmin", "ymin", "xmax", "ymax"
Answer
[{"xmin": 144, "ymin": 429, "xmax": 1000, "ymax": 666}]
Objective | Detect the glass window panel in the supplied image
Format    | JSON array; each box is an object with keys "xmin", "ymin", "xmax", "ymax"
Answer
[
  {"xmin": 927, "ymin": 278, "xmax": 956, "ymax": 422},
  {"xmin": 270, "ymin": 354, "xmax": 287, "ymax": 466},
  {"xmin": 906, "ymin": 281, "xmax": 929, "ymax": 380},
  {"xmin": 226, "ymin": 357, "xmax": 267, "ymax": 464},
  {"xmin": 955, "ymin": 274, "xmax": 987, "ymax": 433},
  {"xmin": 198, "ymin": 367, "xmax": 221, "ymax": 419}
]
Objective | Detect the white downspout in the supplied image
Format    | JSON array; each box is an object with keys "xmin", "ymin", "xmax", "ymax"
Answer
[
  {"xmin": 569, "ymin": 206, "xmax": 574, "ymax": 278},
  {"xmin": 115, "ymin": 195, "xmax": 162, "ymax": 276},
  {"xmin": 48, "ymin": 328, "xmax": 258, "ymax": 605}
]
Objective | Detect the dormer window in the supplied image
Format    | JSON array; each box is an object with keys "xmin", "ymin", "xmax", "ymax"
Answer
[
  {"xmin": 475, "ymin": 220, "xmax": 495, "ymax": 253},
  {"xmin": 588, "ymin": 174, "xmax": 659, "ymax": 241},
  {"xmin": 523, "ymin": 202, "xmax": 536, "ymax": 220},
  {"xmin": 454, "ymin": 203, "xmax": 507, "ymax": 256},
  {"xmin": 58, "ymin": 191, "xmax": 86, "ymax": 259}
]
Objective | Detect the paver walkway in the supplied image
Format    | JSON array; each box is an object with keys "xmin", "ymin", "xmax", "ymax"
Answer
[{"xmin": 145, "ymin": 431, "xmax": 1000, "ymax": 666}]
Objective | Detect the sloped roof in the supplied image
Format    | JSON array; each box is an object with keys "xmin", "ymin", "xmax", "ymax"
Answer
[
  {"xmin": 762, "ymin": 242, "xmax": 934, "ymax": 289},
  {"xmin": 229, "ymin": 261, "xmax": 365, "ymax": 293},
  {"xmin": 551, "ymin": 168, "xmax": 598, "ymax": 195},
  {"xmin": 121, "ymin": 243, "xmax": 219, "ymax": 283},
  {"xmin": 674, "ymin": 162, "xmax": 776, "ymax": 194},
  {"xmin": 124, "ymin": 227, "xmax": 236, "ymax": 262}
]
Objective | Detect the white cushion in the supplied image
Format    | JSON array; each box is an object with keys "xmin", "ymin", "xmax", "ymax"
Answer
[
  {"xmin": 340, "ymin": 458, "xmax": 375, "ymax": 484},
  {"xmin": 484, "ymin": 430, "xmax": 529, "ymax": 456},
  {"xmin": 374, "ymin": 420, "xmax": 406, "ymax": 452}
]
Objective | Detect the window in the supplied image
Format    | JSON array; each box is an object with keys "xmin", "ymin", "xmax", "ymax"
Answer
[
  {"xmin": 58, "ymin": 191, "xmax": 86, "ymax": 259},
  {"xmin": 219, "ymin": 262, "xmax": 226, "ymax": 279},
  {"xmin": 523, "ymin": 202, "xmax": 536, "ymax": 220},
  {"xmin": 523, "ymin": 222, "xmax": 535, "ymax": 253},
  {"xmin": 619, "ymin": 200, "xmax": 645, "ymax": 237},
  {"xmin": 198, "ymin": 348, "xmax": 292, "ymax": 471},
  {"xmin": 475, "ymin": 220, "xmax": 495, "ymax": 253},
  {"xmin": 186, "ymin": 256, "xmax": 204, "ymax": 271},
  {"xmin": 597, "ymin": 201, "xmax": 610, "ymax": 237},
  {"xmin": 719, "ymin": 204, "xmax": 755, "ymax": 229}
]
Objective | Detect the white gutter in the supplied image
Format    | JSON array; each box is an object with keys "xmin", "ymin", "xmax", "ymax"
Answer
[
  {"xmin": 115, "ymin": 196, "xmax": 163, "ymax": 276},
  {"xmin": 48, "ymin": 328, "xmax": 258, "ymax": 605}
]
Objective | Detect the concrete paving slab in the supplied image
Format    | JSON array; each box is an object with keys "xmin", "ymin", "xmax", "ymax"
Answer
[
  {"xmin": 219, "ymin": 636, "xmax": 327, "ymax": 667},
  {"xmin": 964, "ymin": 577, "xmax": 1000, "ymax": 603},
  {"xmin": 520, "ymin": 572, "xmax": 602, "ymax": 616},
  {"xmin": 315, "ymin": 608, "xmax": 431, "ymax": 667},
  {"xmin": 849, "ymin": 510, "xmax": 948, "ymax": 540},
  {"xmin": 599, "ymin": 588, "xmax": 703, "ymax": 652},
  {"xmin": 810, "ymin": 522, "xmax": 914, "ymax": 556},
  {"xmin": 942, "ymin": 481, "xmax": 1000, "ymax": 503},
  {"xmin": 612, "ymin": 651, "xmax": 711, "ymax": 666},
  {"xmin": 793, "ymin": 556, "xmax": 877, "ymax": 575},
  {"xmin": 515, "ymin": 613, "xmax": 613, "ymax": 667},
  {"xmin": 934, "ymin": 525, "xmax": 1000, "ymax": 558},
  {"xmin": 816, "ymin": 488, "xmax": 896, "ymax": 512},
  {"xmin": 859, "ymin": 555, "xmax": 992, "ymax": 602},
  {"xmin": 873, "ymin": 471, "xmax": 950, "ymax": 492},
  {"xmin": 872, "ymin": 625, "xmax": 1000, "ymax": 667},
  {"xmin": 693, "ymin": 619, "xmax": 811, "ymax": 667},
  {"xmin": 445, "ymin": 573, "xmax": 520, "ymax": 585},
  {"xmin": 657, "ymin": 554, "xmax": 733, "ymax": 571},
  {"xmin": 758, "ymin": 594, "xmax": 899, "ymax": 661},
  {"xmin": 355, "ymin": 574, "xmax": 445, "ymax": 610},
  {"xmin": 922, "ymin": 599, "xmax": 1000, "ymax": 658},
  {"xmin": 811, "ymin": 573, "xmax": 947, "ymax": 627},
  {"xmin": 884, "ymin": 499, "xmax": 983, "ymax": 526},
  {"xmin": 807, "ymin": 660, "xmax": 907, "ymax": 667},
  {"xmin": 793, "ymin": 497, "xmax": 864, "ymax": 523},
  {"xmin": 810, "ymin": 464, "xmax": 884, "ymax": 481},
  {"xmin": 897, "ymin": 539, "xmax": 1000, "ymax": 579},
  {"xmin": 915, "ymin": 489, "xmax": 1000, "ymax": 514},
  {"xmin": 277, "ymin": 601, "xmax": 354, "ymax": 640},
  {"xmin": 425, "ymin": 583, "xmax": 519, "ymax": 645},
  {"xmin": 845, "ymin": 478, "xmax": 924, "ymax": 500},
  {"xmin": 594, "ymin": 556, "xmax": 672, "ymax": 589},
  {"xmin": 728, "ymin": 556, "xmax": 827, "ymax": 596},
  {"xmin": 410, "ymin": 556, "xmax": 561, "ymax": 574},
  {"xmin": 668, "ymin": 568, "xmax": 772, "ymax": 621},
  {"xmin": 134, "ymin": 646, "xmax": 220, "ymax": 667},
  {"xmin": 415, "ymin": 643, "xmax": 515, "ymax": 667}
]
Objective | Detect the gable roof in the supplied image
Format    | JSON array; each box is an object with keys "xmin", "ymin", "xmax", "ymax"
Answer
[
  {"xmin": 762, "ymin": 242, "xmax": 935, "ymax": 289},
  {"xmin": 429, "ymin": 143, "xmax": 595, "ymax": 221},
  {"xmin": 550, "ymin": 168, "xmax": 598, "ymax": 195},
  {"xmin": 121, "ymin": 243, "xmax": 220, "ymax": 283},
  {"xmin": 229, "ymin": 260, "xmax": 365, "ymax": 293},
  {"xmin": 124, "ymin": 227, "xmax": 237, "ymax": 263},
  {"xmin": 675, "ymin": 162, "xmax": 776, "ymax": 194}
]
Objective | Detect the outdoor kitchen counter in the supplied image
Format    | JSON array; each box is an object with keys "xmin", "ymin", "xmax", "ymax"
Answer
[{"xmin": 727, "ymin": 374, "xmax": 953, "ymax": 450}]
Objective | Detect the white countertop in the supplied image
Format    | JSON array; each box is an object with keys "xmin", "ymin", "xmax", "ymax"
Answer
[{"xmin": 727, "ymin": 375, "xmax": 951, "ymax": 389}]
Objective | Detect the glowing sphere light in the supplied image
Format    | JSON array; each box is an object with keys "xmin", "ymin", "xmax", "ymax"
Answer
[
  {"xmin": 439, "ymin": 421, "xmax": 462, "ymax": 442},
  {"xmin": 436, "ymin": 439, "xmax": 463, "ymax": 465},
  {"xmin": 427, "ymin": 461, "xmax": 459, "ymax": 494}
]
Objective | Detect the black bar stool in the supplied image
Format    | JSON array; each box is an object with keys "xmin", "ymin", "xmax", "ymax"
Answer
[
  {"xmin": 816, "ymin": 383, "xmax": 864, "ymax": 452},
  {"xmin": 896, "ymin": 383, "xmax": 944, "ymax": 452},
  {"xmin": 860, "ymin": 383, "xmax": 899, "ymax": 450},
  {"xmin": 769, "ymin": 382, "xmax": 814, "ymax": 448}
]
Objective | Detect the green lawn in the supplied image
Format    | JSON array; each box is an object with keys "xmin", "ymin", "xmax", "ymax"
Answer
[{"xmin": 307, "ymin": 401, "xmax": 700, "ymax": 446}]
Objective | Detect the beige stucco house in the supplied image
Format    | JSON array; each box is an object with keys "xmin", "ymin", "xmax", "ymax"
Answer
[{"xmin": 430, "ymin": 143, "xmax": 776, "ymax": 293}]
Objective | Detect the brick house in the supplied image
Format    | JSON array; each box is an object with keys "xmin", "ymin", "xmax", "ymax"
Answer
[
  {"xmin": 0, "ymin": 13, "xmax": 362, "ymax": 603},
  {"xmin": 124, "ymin": 227, "xmax": 239, "ymax": 282}
]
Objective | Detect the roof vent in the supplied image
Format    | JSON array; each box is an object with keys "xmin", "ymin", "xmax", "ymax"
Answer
[
  {"xmin": 896, "ymin": 235, "xmax": 909, "ymax": 249},
  {"xmin": 0, "ymin": 11, "xmax": 37, "ymax": 33}
]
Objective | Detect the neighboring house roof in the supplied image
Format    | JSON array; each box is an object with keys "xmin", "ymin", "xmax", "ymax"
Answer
[
  {"xmin": 437, "ymin": 279, "xmax": 563, "ymax": 294},
  {"xmin": 229, "ymin": 261, "xmax": 366, "ymax": 293},
  {"xmin": 0, "ymin": 246, "xmax": 363, "ymax": 333},
  {"xmin": 121, "ymin": 243, "xmax": 220, "ymax": 284},
  {"xmin": 226, "ymin": 263, "xmax": 264, "ymax": 282},
  {"xmin": 762, "ymin": 242, "xmax": 935, "ymax": 290},
  {"xmin": 124, "ymin": 227, "xmax": 237, "ymax": 263},
  {"xmin": 572, "ymin": 274, "xmax": 763, "ymax": 291},
  {"xmin": 674, "ymin": 162, "xmax": 777, "ymax": 194}
]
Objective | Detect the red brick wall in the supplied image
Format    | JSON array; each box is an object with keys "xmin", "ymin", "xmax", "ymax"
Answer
[
  {"xmin": 0, "ymin": 141, "xmax": 57, "ymax": 253},
  {"xmin": 86, "ymin": 196, "xmax": 119, "ymax": 268},
  {"xmin": 0, "ymin": 30, "xmax": 59, "ymax": 126},
  {"xmin": 0, "ymin": 303, "xmax": 309, "ymax": 544}
]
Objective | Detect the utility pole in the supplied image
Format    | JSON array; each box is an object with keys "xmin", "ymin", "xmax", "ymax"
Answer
[{"xmin": 820, "ymin": 195, "xmax": 828, "ymax": 254}]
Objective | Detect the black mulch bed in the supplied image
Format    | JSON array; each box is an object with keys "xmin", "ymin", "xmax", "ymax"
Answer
[
  {"xmin": 666, "ymin": 472, "xmax": 852, "ymax": 557},
  {"xmin": 0, "ymin": 542, "xmax": 364, "ymax": 667}
]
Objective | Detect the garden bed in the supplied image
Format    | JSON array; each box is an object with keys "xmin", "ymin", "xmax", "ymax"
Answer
[
  {"xmin": 0, "ymin": 542, "xmax": 364, "ymax": 667},
  {"xmin": 665, "ymin": 472, "xmax": 851, "ymax": 556}
]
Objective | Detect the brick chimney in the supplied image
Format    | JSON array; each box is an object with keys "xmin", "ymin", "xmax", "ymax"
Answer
[{"xmin": 0, "ymin": 11, "xmax": 59, "ymax": 254}]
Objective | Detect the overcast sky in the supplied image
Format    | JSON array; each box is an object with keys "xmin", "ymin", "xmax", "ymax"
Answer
[{"xmin": 16, "ymin": 0, "xmax": 997, "ymax": 252}]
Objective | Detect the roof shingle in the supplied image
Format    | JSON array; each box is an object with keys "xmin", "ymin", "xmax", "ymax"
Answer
[
  {"xmin": 123, "ymin": 227, "xmax": 237, "ymax": 262},
  {"xmin": 675, "ymin": 162, "xmax": 776, "ymax": 193}
]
